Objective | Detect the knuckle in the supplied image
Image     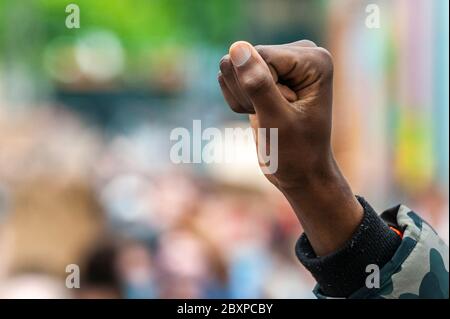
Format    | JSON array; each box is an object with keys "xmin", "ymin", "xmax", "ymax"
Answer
[
  {"xmin": 254, "ymin": 45, "xmax": 264, "ymax": 52},
  {"xmin": 295, "ymin": 39, "xmax": 317, "ymax": 47},
  {"xmin": 314, "ymin": 47, "xmax": 334, "ymax": 78},
  {"xmin": 254, "ymin": 45, "xmax": 266, "ymax": 55},
  {"xmin": 254, "ymin": 45, "xmax": 268, "ymax": 60},
  {"xmin": 220, "ymin": 54, "xmax": 230, "ymax": 63},
  {"xmin": 219, "ymin": 55, "xmax": 231, "ymax": 73}
]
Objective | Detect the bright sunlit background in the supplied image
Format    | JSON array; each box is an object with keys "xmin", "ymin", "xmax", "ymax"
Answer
[{"xmin": 0, "ymin": 0, "xmax": 448, "ymax": 298}]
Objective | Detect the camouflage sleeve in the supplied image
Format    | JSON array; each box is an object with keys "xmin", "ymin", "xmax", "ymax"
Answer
[{"xmin": 314, "ymin": 205, "xmax": 449, "ymax": 299}]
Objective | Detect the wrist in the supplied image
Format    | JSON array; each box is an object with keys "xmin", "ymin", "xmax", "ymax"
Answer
[
  {"xmin": 279, "ymin": 154, "xmax": 364, "ymax": 256},
  {"xmin": 278, "ymin": 152, "xmax": 340, "ymax": 195}
]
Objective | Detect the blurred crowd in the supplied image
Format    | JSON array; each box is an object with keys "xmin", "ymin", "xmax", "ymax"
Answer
[{"xmin": 0, "ymin": 106, "xmax": 316, "ymax": 298}]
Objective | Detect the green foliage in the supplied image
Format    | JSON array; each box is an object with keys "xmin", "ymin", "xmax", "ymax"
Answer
[
  {"xmin": 0, "ymin": 0, "xmax": 242, "ymax": 76},
  {"xmin": 31, "ymin": 0, "xmax": 240, "ymax": 47}
]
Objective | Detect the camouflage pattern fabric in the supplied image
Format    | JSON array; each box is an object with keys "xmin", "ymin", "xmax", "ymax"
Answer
[{"xmin": 314, "ymin": 205, "xmax": 449, "ymax": 299}]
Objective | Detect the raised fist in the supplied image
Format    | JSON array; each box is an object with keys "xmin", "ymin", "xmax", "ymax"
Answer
[
  {"xmin": 218, "ymin": 40, "xmax": 363, "ymax": 257},
  {"xmin": 218, "ymin": 40, "xmax": 335, "ymax": 191}
]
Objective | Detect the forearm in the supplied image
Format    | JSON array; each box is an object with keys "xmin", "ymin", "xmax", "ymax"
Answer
[
  {"xmin": 280, "ymin": 155, "xmax": 363, "ymax": 256},
  {"xmin": 280, "ymin": 154, "xmax": 405, "ymax": 297}
]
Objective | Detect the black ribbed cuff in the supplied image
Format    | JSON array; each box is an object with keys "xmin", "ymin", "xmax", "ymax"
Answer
[{"xmin": 295, "ymin": 196, "xmax": 402, "ymax": 297}]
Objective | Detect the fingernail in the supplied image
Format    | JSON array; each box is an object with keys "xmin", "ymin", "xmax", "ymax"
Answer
[{"xmin": 229, "ymin": 42, "xmax": 252, "ymax": 67}]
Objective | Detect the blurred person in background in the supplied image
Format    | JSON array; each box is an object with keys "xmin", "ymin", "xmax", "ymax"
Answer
[
  {"xmin": 156, "ymin": 227, "xmax": 228, "ymax": 298},
  {"xmin": 115, "ymin": 240, "xmax": 157, "ymax": 299},
  {"xmin": 77, "ymin": 240, "xmax": 123, "ymax": 299}
]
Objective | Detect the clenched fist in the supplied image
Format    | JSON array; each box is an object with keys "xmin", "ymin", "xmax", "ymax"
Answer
[
  {"xmin": 218, "ymin": 40, "xmax": 334, "ymax": 190},
  {"xmin": 218, "ymin": 40, "xmax": 363, "ymax": 256}
]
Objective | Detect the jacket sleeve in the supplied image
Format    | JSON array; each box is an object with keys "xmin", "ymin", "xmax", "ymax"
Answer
[{"xmin": 295, "ymin": 196, "xmax": 449, "ymax": 299}]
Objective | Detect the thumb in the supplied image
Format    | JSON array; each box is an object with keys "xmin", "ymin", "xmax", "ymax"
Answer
[{"xmin": 229, "ymin": 41, "xmax": 287, "ymax": 115}]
